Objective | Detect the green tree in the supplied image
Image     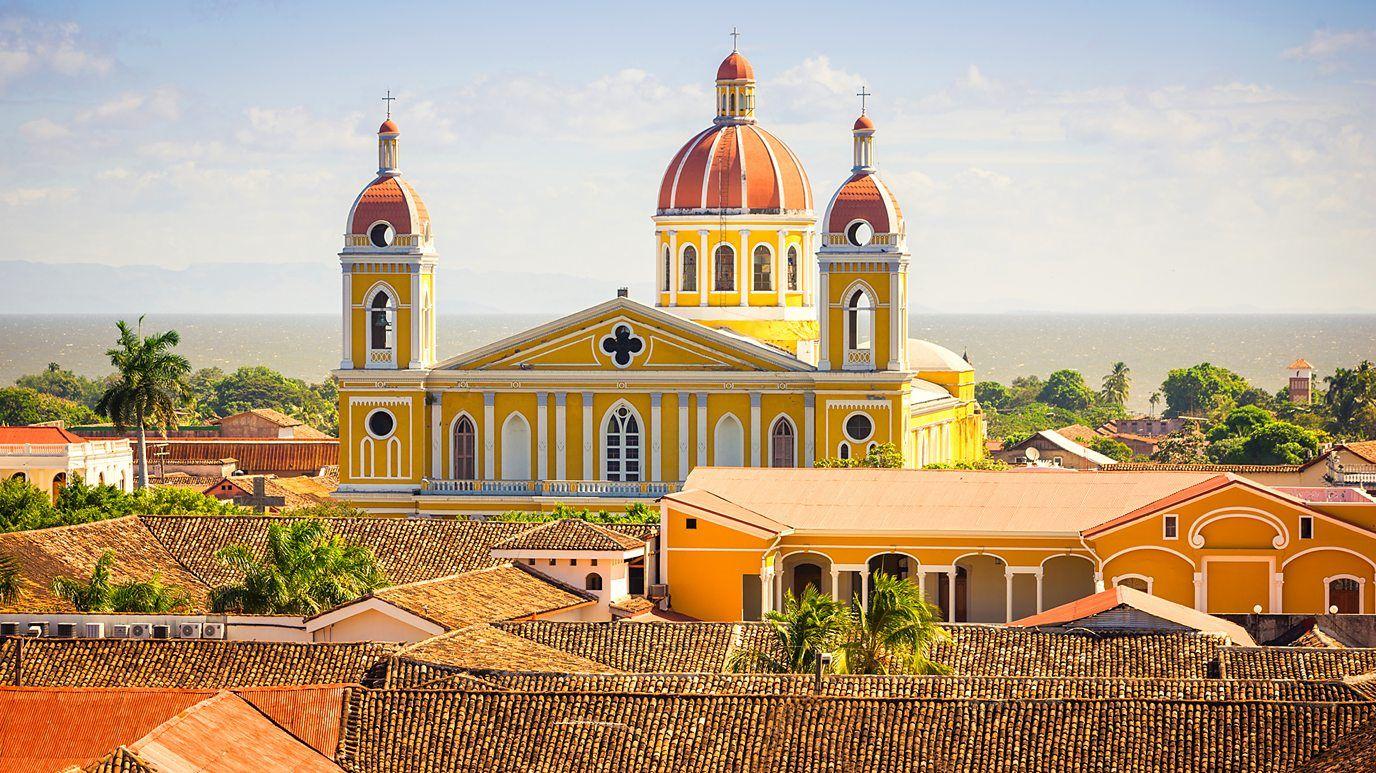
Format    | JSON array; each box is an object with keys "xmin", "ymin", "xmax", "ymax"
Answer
[
  {"xmin": 815, "ymin": 443, "xmax": 903, "ymax": 469},
  {"xmin": 0, "ymin": 554, "xmax": 21, "ymax": 604},
  {"xmin": 1151, "ymin": 431, "xmax": 1210, "ymax": 464},
  {"xmin": 499, "ymin": 502, "xmax": 659, "ymax": 525},
  {"xmin": 51, "ymin": 550, "xmax": 114, "ymax": 612},
  {"xmin": 15, "ymin": 363, "xmax": 109, "ymax": 411},
  {"xmin": 923, "ymin": 459, "xmax": 1011, "ymax": 470},
  {"xmin": 1038, "ymin": 370, "xmax": 1095, "ymax": 411},
  {"xmin": 0, "ymin": 387, "xmax": 100, "ymax": 427},
  {"xmin": 1100, "ymin": 362, "xmax": 1131, "ymax": 407},
  {"xmin": 1149, "ymin": 391, "xmax": 1162, "ymax": 419},
  {"xmin": 1088, "ymin": 436, "xmax": 1133, "ymax": 462},
  {"xmin": 51, "ymin": 550, "xmax": 191, "ymax": 613},
  {"xmin": 833, "ymin": 573, "xmax": 949, "ymax": 675},
  {"xmin": 209, "ymin": 519, "xmax": 386, "ymax": 615},
  {"xmin": 1324, "ymin": 361, "xmax": 1376, "ymax": 439},
  {"xmin": 0, "ymin": 478, "xmax": 59, "ymax": 532},
  {"xmin": 1008, "ymin": 375, "xmax": 1044, "ymax": 407},
  {"xmin": 1161, "ymin": 363, "xmax": 1248, "ymax": 418},
  {"xmin": 726, "ymin": 585, "xmax": 849, "ymax": 674},
  {"xmin": 201, "ymin": 366, "xmax": 337, "ymax": 435},
  {"xmin": 1228, "ymin": 422, "xmax": 1321, "ymax": 465},
  {"xmin": 97, "ymin": 318, "xmax": 192, "ymax": 489},
  {"xmin": 974, "ymin": 381, "xmax": 1012, "ymax": 410},
  {"xmin": 1207, "ymin": 405, "xmax": 1275, "ymax": 442}
]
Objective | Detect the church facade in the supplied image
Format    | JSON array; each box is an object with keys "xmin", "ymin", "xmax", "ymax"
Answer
[{"xmin": 334, "ymin": 46, "xmax": 984, "ymax": 516}]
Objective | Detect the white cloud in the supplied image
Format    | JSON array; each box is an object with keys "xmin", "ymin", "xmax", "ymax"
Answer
[
  {"xmin": 1, "ymin": 186, "xmax": 75, "ymax": 206},
  {"xmin": 1283, "ymin": 29, "xmax": 1376, "ymax": 62},
  {"xmin": 236, "ymin": 106, "xmax": 372, "ymax": 153},
  {"xmin": 77, "ymin": 87, "xmax": 181, "ymax": 124},
  {"xmin": 18, "ymin": 117, "xmax": 71, "ymax": 141},
  {"xmin": 0, "ymin": 15, "xmax": 112, "ymax": 89}
]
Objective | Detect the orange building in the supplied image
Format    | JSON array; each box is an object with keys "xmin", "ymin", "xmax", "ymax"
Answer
[{"xmin": 658, "ymin": 468, "xmax": 1376, "ymax": 622}]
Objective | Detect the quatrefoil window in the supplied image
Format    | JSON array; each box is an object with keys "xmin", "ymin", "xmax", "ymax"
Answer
[{"xmin": 600, "ymin": 324, "xmax": 645, "ymax": 368}]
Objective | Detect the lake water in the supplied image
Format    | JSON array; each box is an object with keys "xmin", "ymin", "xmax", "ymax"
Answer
[{"xmin": 1, "ymin": 313, "xmax": 1372, "ymax": 414}]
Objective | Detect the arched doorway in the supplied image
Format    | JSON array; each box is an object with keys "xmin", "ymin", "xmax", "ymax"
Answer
[
  {"xmin": 1043, "ymin": 555, "xmax": 1096, "ymax": 610},
  {"xmin": 51, "ymin": 472, "xmax": 66, "ymax": 503},
  {"xmin": 714, "ymin": 414, "xmax": 744, "ymax": 467},
  {"xmin": 782, "ymin": 552, "xmax": 833, "ymax": 601},
  {"xmin": 500, "ymin": 414, "xmax": 531, "ymax": 481},
  {"xmin": 452, "ymin": 416, "xmax": 476, "ymax": 479},
  {"xmin": 770, "ymin": 418, "xmax": 795, "ymax": 467},
  {"xmin": 1329, "ymin": 577, "xmax": 1361, "ymax": 614}
]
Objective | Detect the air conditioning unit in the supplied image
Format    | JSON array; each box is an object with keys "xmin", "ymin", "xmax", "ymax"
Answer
[
  {"xmin": 201, "ymin": 622, "xmax": 225, "ymax": 640},
  {"xmin": 26, "ymin": 622, "xmax": 47, "ymax": 637},
  {"xmin": 55, "ymin": 622, "xmax": 77, "ymax": 638},
  {"xmin": 152, "ymin": 624, "xmax": 171, "ymax": 640},
  {"xmin": 648, "ymin": 583, "xmax": 669, "ymax": 598},
  {"xmin": 84, "ymin": 622, "xmax": 106, "ymax": 638},
  {"xmin": 0, "ymin": 622, "xmax": 18, "ymax": 636},
  {"xmin": 129, "ymin": 623, "xmax": 153, "ymax": 639},
  {"xmin": 178, "ymin": 622, "xmax": 202, "ymax": 639},
  {"xmin": 111, "ymin": 624, "xmax": 131, "ymax": 638}
]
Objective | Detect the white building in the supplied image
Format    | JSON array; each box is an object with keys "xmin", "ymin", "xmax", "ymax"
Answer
[{"xmin": 0, "ymin": 426, "xmax": 133, "ymax": 498}]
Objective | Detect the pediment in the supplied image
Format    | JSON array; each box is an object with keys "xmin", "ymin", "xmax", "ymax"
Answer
[{"xmin": 435, "ymin": 299, "xmax": 811, "ymax": 373}]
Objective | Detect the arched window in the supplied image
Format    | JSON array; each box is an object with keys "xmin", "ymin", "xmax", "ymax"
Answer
[
  {"xmin": 604, "ymin": 404, "xmax": 642, "ymax": 482},
  {"xmin": 369, "ymin": 289, "xmax": 395, "ymax": 351},
  {"xmin": 500, "ymin": 414, "xmax": 531, "ymax": 481},
  {"xmin": 662, "ymin": 246, "xmax": 671, "ymax": 291},
  {"xmin": 681, "ymin": 245, "xmax": 697, "ymax": 292},
  {"xmin": 770, "ymin": 418, "xmax": 795, "ymax": 468},
  {"xmin": 1116, "ymin": 576, "xmax": 1150, "ymax": 593},
  {"xmin": 585, "ymin": 573, "xmax": 604, "ymax": 591},
  {"xmin": 786, "ymin": 245, "xmax": 799, "ymax": 291},
  {"xmin": 714, "ymin": 245, "xmax": 735, "ymax": 291},
  {"xmin": 729, "ymin": 92, "xmax": 737, "ymax": 114},
  {"xmin": 10, "ymin": 472, "xmax": 25, "ymax": 483},
  {"xmin": 838, "ymin": 443, "xmax": 851, "ymax": 460},
  {"xmin": 453, "ymin": 416, "xmax": 476, "ymax": 479},
  {"xmin": 846, "ymin": 288, "xmax": 874, "ymax": 351},
  {"xmin": 1330, "ymin": 577, "xmax": 1361, "ymax": 614},
  {"xmin": 714, "ymin": 414, "xmax": 745, "ymax": 467},
  {"xmin": 752, "ymin": 245, "xmax": 772, "ymax": 291}
]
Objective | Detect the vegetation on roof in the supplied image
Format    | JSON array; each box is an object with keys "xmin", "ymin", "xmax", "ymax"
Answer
[
  {"xmin": 497, "ymin": 501, "xmax": 658, "ymax": 525},
  {"xmin": 51, "ymin": 549, "xmax": 192, "ymax": 614},
  {"xmin": 209, "ymin": 519, "xmax": 386, "ymax": 615},
  {"xmin": 0, "ymin": 475, "xmax": 244, "ymax": 535}
]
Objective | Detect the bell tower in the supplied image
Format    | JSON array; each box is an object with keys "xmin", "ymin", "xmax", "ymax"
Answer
[
  {"xmin": 340, "ymin": 113, "xmax": 437, "ymax": 371},
  {"xmin": 817, "ymin": 104, "xmax": 909, "ymax": 372}
]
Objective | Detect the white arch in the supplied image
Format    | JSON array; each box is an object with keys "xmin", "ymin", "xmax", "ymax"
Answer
[
  {"xmin": 362, "ymin": 280, "xmax": 397, "ymax": 308},
  {"xmin": 600, "ymin": 399, "xmax": 645, "ymax": 481},
  {"xmin": 954, "ymin": 551, "xmax": 1010, "ymax": 567},
  {"xmin": 1099, "ymin": 545, "xmax": 1198, "ymax": 571},
  {"xmin": 780, "ymin": 549, "xmax": 837, "ymax": 564},
  {"xmin": 385, "ymin": 436, "xmax": 402, "ymax": 478},
  {"xmin": 710, "ymin": 241, "xmax": 737, "ymax": 293},
  {"xmin": 1039, "ymin": 552, "xmax": 1096, "ymax": 570},
  {"xmin": 500, "ymin": 413, "xmax": 532, "ymax": 481},
  {"xmin": 1187, "ymin": 508, "xmax": 1289, "ymax": 550},
  {"xmin": 1111, "ymin": 573, "xmax": 1154, "ymax": 594},
  {"xmin": 767, "ymin": 414, "xmax": 797, "ymax": 468},
  {"xmin": 357, "ymin": 436, "xmax": 375, "ymax": 478},
  {"xmin": 840, "ymin": 280, "xmax": 877, "ymax": 352},
  {"xmin": 1281, "ymin": 545, "xmax": 1376, "ymax": 572},
  {"xmin": 1324, "ymin": 573, "xmax": 1367, "ymax": 614},
  {"xmin": 714, "ymin": 413, "xmax": 745, "ymax": 467}
]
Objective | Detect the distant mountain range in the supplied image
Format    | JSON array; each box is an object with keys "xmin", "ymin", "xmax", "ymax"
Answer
[{"xmin": 0, "ymin": 260, "xmax": 651, "ymax": 315}]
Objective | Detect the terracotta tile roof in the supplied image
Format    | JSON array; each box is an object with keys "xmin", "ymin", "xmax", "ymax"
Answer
[
  {"xmin": 1222, "ymin": 647, "xmax": 1376, "ymax": 680},
  {"xmin": 0, "ymin": 425, "xmax": 89, "ymax": 444},
  {"xmin": 345, "ymin": 564, "xmax": 595, "ymax": 630},
  {"xmin": 214, "ymin": 408, "xmax": 303, "ymax": 428},
  {"xmin": 1, "ymin": 638, "xmax": 395, "ymax": 688},
  {"xmin": 110, "ymin": 690, "xmax": 340, "ymax": 772},
  {"xmin": 87, "ymin": 746, "xmax": 156, "ymax": 772},
  {"xmin": 0, "ymin": 516, "xmax": 210, "ymax": 613},
  {"xmin": 1295, "ymin": 718, "xmax": 1376, "ymax": 772},
  {"xmin": 1106, "ymin": 462, "xmax": 1305, "ymax": 473},
  {"xmin": 933, "ymin": 626, "xmax": 1228, "ymax": 678},
  {"xmin": 609, "ymin": 595, "xmax": 657, "ymax": 618},
  {"xmin": 1289, "ymin": 359, "xmax": 1314, "ymax": 370},
  {"xmin": 491, "ymin": 519, "xmax": 646, "ymax": 552},
  {"xmin": 394, "ymin": 625, "xmax": 618, "ymax": 675},
  {"xmin": 458, "ymin": 671, "xmax": 1369, "ymax": 701},
  {"xmin": 150, "ymin": 439, "xmax": 338, "ymax": 474},
  {"xmin": 1054, "ymin": 423, "xmax": 1103, "ymax": 445},
  {"xmin": 205, "ymin": 474, "xmax": 336, "ymax": 508},
  {"xmin": 489, "ymin": 621, "xmax": 761, "ymax": 673},
  {"xmin": 1276, "ymin": 486, "xmax": 1374, "ymax": 503},
  {"xmin": 1343, "ymin": 441, "xmax": 1376, "ymax": 465},
  {"xmin": 335, "ymin": 690, "xmax": 1376, "ymax": 772},
  {"xmin": 1009, "ymin": 585, "xmax": 1256, "ymax": 644}
]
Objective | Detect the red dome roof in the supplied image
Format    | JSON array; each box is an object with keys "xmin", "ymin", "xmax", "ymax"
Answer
[
  {"xmin": 657, "ymin": 123, "xmax": 812, "ymax": 213},
  {"xmin": 348, "ymin": 176, "xmax": 430, "ymax": 236},
  {"xmin": 378, "ymin": 119, "xmax": 400, "ymax": 134},
  {"xmin": 716, "ymin": 51, "xmax": 755, "ymax": 81},
  {"xmin": 853, "ymin": 114, "xmax": 875, "ymax": 131},
  {"xmin": 824, "ymin": 173, "xmax": 902, "ymax": 234}
]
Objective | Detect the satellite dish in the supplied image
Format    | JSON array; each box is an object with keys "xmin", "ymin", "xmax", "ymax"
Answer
[{"xmin": 1025, "ymin": 447, "xmax": 1040, "ymax": 462}]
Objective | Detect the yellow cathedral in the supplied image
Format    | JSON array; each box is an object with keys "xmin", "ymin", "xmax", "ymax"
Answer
[{"xmin": 334, "ymin": 45, "xmax": 985, "ymax": 516}]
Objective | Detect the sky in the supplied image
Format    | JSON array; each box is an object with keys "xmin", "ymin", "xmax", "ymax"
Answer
[{"xmin": 1, "ymin": 0, "xmax": 1374, "ymax": 313}]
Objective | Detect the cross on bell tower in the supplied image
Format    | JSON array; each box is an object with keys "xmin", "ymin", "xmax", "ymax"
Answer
[
  {"xmin": 856, "ymin": 86, "xmax": 871, "ymax": 115},
  {"xmin": 382, "ymin": 89, "xmax": 396, "ymax": 119},
  {"xmin": 730, "ymin": 26, "xmax": 740, "ymax": 51}
]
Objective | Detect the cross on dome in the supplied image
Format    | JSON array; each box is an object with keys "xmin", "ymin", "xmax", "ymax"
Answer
[
  {"xmin": 381, "ymin": 89, "xmax": 396, "ymax": 119},
  {"xmin": 857, "ymin": 86, "xmax": 871, "ymax": 115},
  {"xmin": 730, "ymin": 26, "xmax": 740, "ymax": 52}
]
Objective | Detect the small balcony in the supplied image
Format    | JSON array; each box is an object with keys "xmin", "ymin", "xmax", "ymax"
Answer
[
  {"xmin": 843, "ymin": 348, "xmax": 874, "ymax": 371},
  {"xmin": 420, "ymin": 479, "xmax": 682, "ymax": 498}
]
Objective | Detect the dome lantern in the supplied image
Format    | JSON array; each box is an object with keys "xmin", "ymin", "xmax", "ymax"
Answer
[{"xmin": 715, "ymin": 31, "xmax": 756, "ymax": 124}]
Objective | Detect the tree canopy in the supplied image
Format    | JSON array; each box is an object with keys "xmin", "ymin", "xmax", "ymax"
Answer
[
  {"xmin": 209, "ymin": 519, "xmax": 385, "ymax": 615},
  {"xmin": 1161, "ymin": 363, "xmax": 1249, "ymax": 418},
  {"xmin": 1038, "ymin": 370, "xmax": 1096, "ymax": 411},
  {"xmin": 0, "ymin": 387, "xmax": 100, "ymax": 427}
]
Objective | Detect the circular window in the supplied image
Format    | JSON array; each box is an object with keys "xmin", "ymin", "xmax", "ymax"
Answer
[
  {"xmin": 846, "ymin": 220, "xmax": 874, "ymax": 247},
  {"xmin": 844, "ymin": 413, "xmax": 874, "ymax": 443},
  {"xmin": 369, "ymin": 222, "xmax": 395, "ymax": 248},
  {"xmin": 366, "ymin": 409, "xmax": 396, "ymax": 438}
]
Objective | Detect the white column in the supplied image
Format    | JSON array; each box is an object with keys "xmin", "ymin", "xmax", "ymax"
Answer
[
  {"xmin": 536, "ymin": 392, "xmax": 549, "ymax": 481},
  {"xmin": 482, "ymin": 392, "xmax": 495, "ymax": 480},
  {"xmin": 829, "ymin": 567, "xmax": 840, "ymax": 601},
  {"xmin": 677, "ymin": 392, "xmax": 690, "ymax": 480},
  {"xmin": 803, "ymin": 393, "xmax": 816, "ymax": 467},
  {"xmin": 1004, "ymin": 568, "xmax": 1014, "ymax": 623},
  {"xmin": 668, "ymin": 230, "xmax": 679, "ymax": 306},
  {"xmin": 698, "ymin": 230, "xmax": 709, "ymax": 307},
  {"xmin": 554, "ymin": 392, "xmax": 567, "ymax": 480},
  {"xmin": 1093, "ymin": 571, "xmax": 1106, "ymax": 593},
  {"xmin": 947, "ymin": 569, "xmax": 957, "ymax": 622},
  {"xmin": 1272, "ymin": 573, "xmax": 1284, "ymax": 614},
  {"xmin": 803, "ymin": 230, "xmax": 814, "ymax": 306},
  {"xmin": 408, "ymin": 268, "xmax": 421, "ymax": 369},
  {"xmin": 775, "ymin": 230, "xmax": 787, "ymax": 306},
  {"xmin": 430, "ymin": 395, "xmax": 442, "ymax": 479},
  {"xmin": 696, "ymin": 393, "xmax": 708, "ymax": 467},
  {"xmin": 654, "ymin": 229, "xmax": 664, "ymax": 303},
  {"xmin": 860, "ymin": 567, "xmax": 871, "ymax": 610},
  {"xmin": 816, "ymin": 267, "xmax": 831, "ymax": 370},
  {"xmin": 340, "ymin": 268, "xmax": 354, "ymax": 369},
  {"xmin": 1193, "ymin": 571, "xmax": 1205, "ymax": 612},
  {"xmin": 582, "ymin": 392, "xmax": 594, "ymax": 481},
  {"xmin": 916, "ymin": 568, "xmax": 927, "ymax": 601},
  {"xmin": 650, "ymin": 393, "xmax": 663, "ymax": 482},
  {"xmin": 749, "ymin": 392, "xmax": 761, "ymax": 467},
  {"xmin": 1035, "ymin": 569, "xmax": 1044, "ymax": 613},
  {"xmin": 887, "ymin": 268, "xmax": 902, "ymax": 370},
  {"xmin": 738, "ymin": 230, "xmax": 750, "ymax": 306}
]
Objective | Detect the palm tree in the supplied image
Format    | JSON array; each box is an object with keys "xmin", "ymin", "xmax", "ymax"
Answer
[
  {"xmin": 1149, "ymin": 391, "xmax": 1162, "ymax": 419},
  {"xmin": 834, "ymin": 573, "xmax": 949, "ymax": 675},
  {"xmin": 51, "ymin": 550, "xmax": 191, "ymax": 613},
  {"xmin": 1100, "ymin": 362, "xmax": 1132, "ymax": 407},
  {"xmin": 0, "ymin": 554, "xmax": 22, "ymax": 605},
  {"xmin": 210, "ymin": 519, "xmax": 386, "ymax": 615},
  {"xmin": 97, "ymin": 318, "xmax": 191, "ymax": 489},
  {"xmin": 52, "ymin": 550, "xmax": 115, "ymax": 612},
  {"xmin": 726, "ymin": 584, "xmax": 848, "ymax": 673}
]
